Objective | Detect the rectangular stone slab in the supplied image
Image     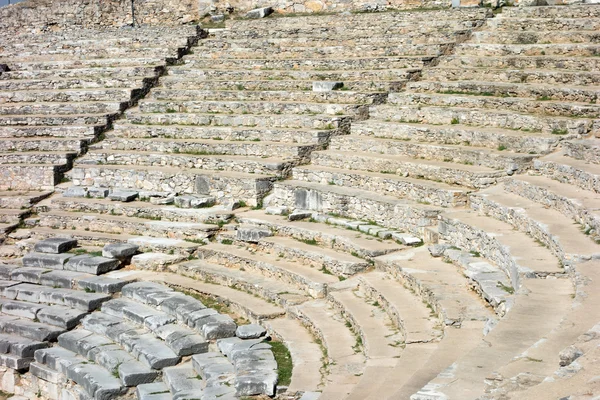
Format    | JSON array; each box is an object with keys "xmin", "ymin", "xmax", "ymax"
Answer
[
  {"xmin": 0, "ymin": 333, "xmax": 48, "ymax": 357},
  {"xmin": 22, "ymin": 252, "xmax": 73, "ymax": 270},
  {"xmin": 34, "ymin": 238, "xmax": 78, "ymax": 254},
  {"xmin": 102, "ymin": 243, "xmax": 139, "ymax": 259},
  {"xmin": 37, "ymin": 305, "xmax": 87, "ymax": 330},
  {"xmin": 65, "ymin": 255, "xmax": 120, "ymax": 275},
  {"xmin": 78, "ymin": 275, "xmax": 133, "ymax": 294}
]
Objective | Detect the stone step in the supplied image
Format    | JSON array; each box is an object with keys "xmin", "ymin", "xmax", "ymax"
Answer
[
  {"xmin": 439, "ymin": 54, "xmax": 600, "ymax": 72},
  {"xmin": 440, "ymin": 209, "xmax": 564, "ymax": 284},
  {"xmin": 0, "ymin": 113, "xmax": 110, "ymax": 127},
  {"xmin": 181, "ymin": 56, "xmax": 428, "ymax": 71},
  {"xmin": 351, "ymin": 120, "xmax": 560, "ymax": 154},
  {"xmin": 34, "ymin": 347, "xmax": 125, "ymax": 399},
  {"xmin": 0, "ymin": 333, "xmax": 48, "ymax": 358},
  {"xmin": 28, "ymin": 228, "xmax": 200, "ymax": 256},
  {"xmin": 172, "ymin": 259, "xmax": 310, "ymax": 307},
  {"xmin": 226, "ymin": 8, "xmax": 489, "ymax": 30},
  {"xmin": 0, "ymin": 88, "xmax": 134, "ymax": 104},
  {"xmin": 0, "ymin": 164, "xmax": 63, "ymax": 191},
  {"xmin": 22, "ymin": 251, "xmax": 120, "ymax": 275},
  {"xmin": 124, "ymin": 109, "xmax": 351, "ymax": 131},
  {"xmin": 471, "ymin": 30, "xmax": 600, "ymax": 45},
  {"xmin": 79, "ymin": 149, "xmax": 292, "ymax": 177},
  {"xmin": 4, "ymin": 36, "xmax": 192, "ymax": 51},
  {"xmin": 0, "ymin": 209, "xmax": 28, "ymax": 224},
  {"xmin": 328, "ymin": 135, "xmax": 536, "ymax": 170},
  {"xmin": 7, "ymin": 58, "xmax": 166, "ymax": 72},
  {"xmin": 236, "ymin": 210, "xmax": 401, "ymax": 259},
  {"xmin": 370, "ymin": 104, "xmax": 592, "ymax": 135},
  {"xmin": 0, "ymin": 137, "xmax": 89, "ymax": 153},
  {"xmin": 272, "ymin": 180, "xmax": 440, "ymax": 236},
  {"xmin": 375, "ymin": 247, "xmax": 494, "ymax": 327},
  {"xmin": 0, "ymin": 299, "xmax": 87, "ymax": 329},
  {"xmin": 163, "ymin": 67, "xmax": 416, "ymax": 84},
  {"xmin": 38, "ymin": 210, "xmax": 219, "ymax": 241},
  {"xmin": 390, "ymin": 92, "xmax": 600, "ymax": 119},
  {"xmin": 564, "ymin": 139, "xmax": 600, "ymax": 164},
  {"xmin": 0, "ymin": 101, "xmax": 125, "ymax": 116},
  {"xmin": 0, "ymin": 77, "xmax": 149, "ymax": 91},
  {"xmin": 485, "ymin": 16, "xmax": 600, "ymax": 31},
  {"xmin": 1, "ymin": 66, "xmax": 164, "ymax": 81},
  {"xmin": 409, "ymin": 78, "xmax": 600, "ymax": 103},
  {"xmin": 101, "ymin": 298, "xmax": 208, "ymax": 356},
  {"xmin": 2, "ymin": 282, "xmax": 111, "ymax": 311},
  {"xmin": 257, "ymin": 235, "xmax": 369, "ymax": 276},
  {"xmin": 0, "ymin": 191, "xmax": 52, "ymax": 209},
  {"xmin": 81, "ymin": 311, "xmax": 181, "ymax": 369},
  {"xmin": 471, "ymin": 184, "xmax": 600, "ymax": 263},
  {"xmin": 6, "ymin": 267, "xmax": 92, "ymax": 288},
  {"xmin": 137, "ymin": 99, "xmax": 368, "ymax": 118},
  {"xmin": 501, "ymin": 5, "xmax": 600, "ymax": 18},
  {"xmin": 410, "ymin": 278, "xmax": 573, "ymax": 400},
  {"xmin": 136, "ymin": 382, "xmax": 172, "ymax": 400},
  {"xmin": 2, "ymin": 47, "xmax": 180, "ymax": 62},
  {"xmin": 0, "ymin": 315, "xmax": 65, "ymax": 342},
  {"xmin": 329, "ymin": 286, "xmax": 403, "ymax": 358},
  {"xmin": 58, "ymin": 329, "xmax": 158, "ymax": 387},
  {"xmin": 504, "ymin": 174, "xmax": 600, "ymax": 242},
  {"xmin": 358, "ymin": 271, "xmax": 440, "ymax": 344},
  {"xmin": 309, "ymin": 150, "xmax": 506, "ymax": 189},
  {"xmin": 45, "ymin": 195, "xmax": 233, "ymax": 224},
  {"xmin": 69, "ymin": 164, "xmax": 275, "ymax": 206},
  {"xmin": 184, "ymin": 43, "xmax": 447, "ymax": 60},
  {"xmin": 112, "ymin": 123, "xmax": 336, "ymax": 145},
  {"xmin": 149, "ymin": 88, "xmax": 385, "ymax": 105},
  {"xmin": 295, "ymin": 299, "xmax": 365, "ymax": 399},
  {"xmin": 0, "ymin": 151, "xmax": 77, "ymax": 166},
  {"xmin": 11, "ymin": 26, "xmax": 199, "ymax": 43},
  {"xmin": 90, "ymin": 137, "xmax": 319, "ymax": 161},
  {"xmin": 455, "ymin": 42, "xmax": 600, "ymax": 57},
  {"xmin": 196, "ymin": 242, "xmax": 339, "ymax": 298},
  {"xmin": 533, "ymin": 151, "xmax": 600, "ymax": 193},
  {"xmin": 162, "ymin": 363, "xmax": 205, "ymax": 399},
  {"xmin": 291, "ymin": 165, "xmax": 471, "ymax": 207}
]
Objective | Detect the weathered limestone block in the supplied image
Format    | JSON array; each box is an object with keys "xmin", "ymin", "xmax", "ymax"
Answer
[
  {"xmin": 102, "ymin": 243, "xmax": 139, "ymax": 259},
  {"xmin": 236, "ymin": 226, "xmax": 272, "ymax": 243},
  {"xmin": 313, "ymin": 81, "xmax": 344, "ymax": 92},
  {"xmin": 33, "ymin": 238, "xmax": 78, "ymax": 254},
  {"xmin": 245, "ymin": 7, "xmax": 273, "ymax": 18}
]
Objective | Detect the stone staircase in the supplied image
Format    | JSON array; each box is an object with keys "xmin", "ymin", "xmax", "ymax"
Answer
[
  {"xmin": 1, "ymin": 4, "xmax": 600, "ymax": 400},
  {"xmin": 0, "ymin": 25, "xmax": 203, "ymax": 244}
]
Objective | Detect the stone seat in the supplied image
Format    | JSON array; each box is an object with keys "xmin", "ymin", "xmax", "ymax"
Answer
[
  {"xmin": 439, "ymin": 54, "xmax": 600, "ymax": 71},
  {"xmin": 291, "ymin": 164, "xmax": 471, "ymax": 207},
  {"xmin": 309, "ymin": 150, "xmax": 506, "ymax": 189},
  {"xmin": 137, "ymin": 98, "xmax": 368, "ymax": 118},
  {"xmin": 328, "ymin": 135, "xmax": 537, "ymax": 170},
  {"xmin": 351, "ymin": 120, "xmax": 561, "ymax": 154},
  {"xmin": 454, "ymin": 42, "xmax": 600, "ymax": 57},
  {"xmin": 471, "ymin": 30, "xmax": 600, "ymax": 45},
  {"xmin": 123, "ymin": 109, "xmax": 351, "ymax": 131},
  {"xmin": 47, "ymin": 195, "xmax": 233, "ymax": 224},
  {"xmin": 1, "ymin": 282, "xmax": 111, "ymax": 311},
  {"xmin": 0, "ymin": 315, "xmax": 65, "ymax": 342},
  {"xmin": 564, "ymin": 138, "xmax": 600, "ymax": 164},
  {"xmin": 197, "ymin": 242, "xmax": 340, "ymax": 298},
  {"xmin": 0, "ymin": 332, "xmax": 48, "ymax": 359},
  {"xmin": 90, "ymin": 137, "xmax": 320, "ymax": 161},
  {"xmin": 485, "ymin": 16, "xmax": 600, "ymax": 31},
  {"xmin": 111, "ymin": 122, "xmax": 338, "ymax": 145},
  {"xmin": 185, "ymin": 43, "xmax": 447, "ymax": 60},
  {"xmin": 389, "ymin": 92, "xmax": 600, "ymax": 119},
  {"xmin": 0, "ymin": 65, "xmax": 164, "ymax": 81},
  {"xmin": 471, "ymin": 183, "xmax": 600, "ymax": 262},
  {"xmin": 0, "ymin": 125, "xmax": 99, "ymax": 139},
  {"xmin": 7, "ymin": 266, "xmax": 92, "ymax": 287},
  {"xmin": 5, "ymin": 58, "xmax": 167, "ymax": 72},
  {"xmin": 78, "ymin": 149, "xmax": 292, "ymax": 176},
  {"xmin": 0, "ymin": 47, "xmax": 181, "ymax": 63},
  {"xmin": 0, "ymin": 88, "xmax": 135, "ymax": 104},
  {"xmin": 0, "ymin": 77, "xmax": 149, "ymax": 91},
  {"xmin": 173, "ymin": 259, "xmax": 310, "ymax": 307},
  {"xmin": 37, "ymin": 209, "xmax": 219, "ymax": 241},
  {"xmin": 0, "ymin": 100, "xmax": 126, "ymax": 116},
  {"xmin": 272, "ymin": 180, "xmax": 440, "ymax": 235},
  {"xmin": 0, "ymin": 208, "xmax": 28, "ymax": 224},
  {"xmin": 182, "ymin": 55, "xmax": 430, "ymax": 72},
  {"xmin": 0, "ymin": 151, "xmax": 77, "ymax": 165},
  {"xmin": 533, "ymin": 150, "xmax": 600, "ymax": 193},
  {"xmin": 0, "ymin": 299, "xmax": 86, "ymax": 329},
  {"xmin": 0, "ymin": 137, "xmax": 91, "ymax": 153},
  {"xmin": 149, "ymin": 88, "xmax": 385, "ymax": 105},
  {"xmin": 33, "ymin": 347, "xmax": 125, "ymax": 400},
  {"xmin": 370, "ymin": 104, "xmax": 591, "ymax": 135},
  {"xmin": 0, "ymin": 190, "xmax": 52, "ymax": 208},
  {"xmin": 504, "ymin": 174, "xmax": 600, "ymax": 237},
  {"xmin": 501, "ymin": 4, "xmax": 600, "ymax": 18},
  {"xmin": 68, "ymin": 163, "xmax": 276, "ymax": 205},
  {"xmin": 237, "ymin": 209, "xmax": 402, "ymax": 258},
  {"xmin": 0, "ymin": 113, "xmax": 111, "ymax": 127}
]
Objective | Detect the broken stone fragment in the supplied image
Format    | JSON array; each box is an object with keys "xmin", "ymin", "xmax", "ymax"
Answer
[
  {"xmin": 174, "ymin": 195, "xmax": 215, "ymax": 209},
  {"xmin": 108, "ymin": 189, "xmax": 139, "ymax": 202},
  {"xmin": 245, "ymin": 7, "xmax": 273, "ymax": 18},
  {"xmin": 236, "ymin": 324, "xmax": 267, "ymax": 339},
  {"xmin": 236, "ymin": 226, "xmax": 272, "ymax": 243},
  {"xmin": 63, "ymin": 186, "xmax": 87, "ymax": 198}
]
